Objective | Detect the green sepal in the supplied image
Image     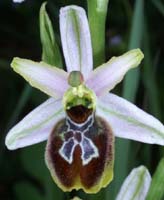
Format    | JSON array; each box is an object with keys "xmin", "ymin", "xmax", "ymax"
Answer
[{"xmin": 40, "ymin": 2, "xmax": 63, "ymax": 68}]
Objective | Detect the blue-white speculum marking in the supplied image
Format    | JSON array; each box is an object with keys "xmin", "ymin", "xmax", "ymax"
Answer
[
  {"xmin": 60, "ymin": 71, "xmax": 99, "ymax": 165},
  {"xmin": 59, "ymin": 112, "xmax": 99, "ymax": 165}
]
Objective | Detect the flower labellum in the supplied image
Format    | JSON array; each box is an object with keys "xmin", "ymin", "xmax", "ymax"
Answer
[
  {"xmin": 46, "ymin": 71, "xmax": 114, "ymax": 193},
  {"xmin": 5, "ymin": 4, "xmax": 164, "ymax": 194}
]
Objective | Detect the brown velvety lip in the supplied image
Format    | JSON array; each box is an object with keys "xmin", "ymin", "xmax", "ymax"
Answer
[
  {"xmin": 45, "ymin": 116, "xmax": 114, "ymax": 190},
  {"xmin": 66, "ymin": 105, "xmax": 93, "ymax": 124}
]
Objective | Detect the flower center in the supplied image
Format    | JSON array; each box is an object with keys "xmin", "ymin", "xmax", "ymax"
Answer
[{"xmin": 62, "ymin": 71, "xmax": 97, "ymax": 123}]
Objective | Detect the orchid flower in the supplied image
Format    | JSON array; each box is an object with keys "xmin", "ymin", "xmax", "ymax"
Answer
[{"xmin": 5, "ymin": 5, "xmax": 164, "ymax": 194}]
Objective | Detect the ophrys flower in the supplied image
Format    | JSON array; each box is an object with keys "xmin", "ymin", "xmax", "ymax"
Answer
[{"xmin": 5, "ymin": 5, "xmax": 164, "ymax": 194}]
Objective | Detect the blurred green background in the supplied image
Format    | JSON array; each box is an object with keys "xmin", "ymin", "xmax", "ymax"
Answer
[{"xmin": 0, "ymin": 0, "xmax": 164, "ymax": 199}]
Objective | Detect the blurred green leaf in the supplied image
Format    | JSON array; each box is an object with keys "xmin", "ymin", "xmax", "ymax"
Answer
[
  {"xmin": 123, "ymin": 0, "xmax": 144, "ymax": 101},
  {"xmin": 21, "ymin": 143, "xmax": 63, "ymax": 200},
  {"xmin": 21, "ymin": 143, "xmax": 47, "ymax": 182},
  {"xmin": 0, "ymin": 59, "xmax": 10, "ymax": 70},
  {"xmin": 87, "ymin": 0, "xmax": 109, "ymax": 67},
  {"xmin": 14, "ymin": 181, "xmax": 44, "ymax": 200},
  {"xmin": 6, "ymin": 84, "xmax": 32, "ymax": 130},
  {"xmin": 151, "ymin": 0, "xmax": 164, "ymax": 16},
  {"xmin": 143, "ymin": 20, "xmax": 161, "ymax": 118},
  {"xmin": 114, "ymin": 0, "xmax": 144, "ymax": 198},
  {"xmin": 146, "ymin": 158, "xmax": 164, "ymax": 200},
  {"xmin": 40, "ymin": 2, "xmax": 63, "ymax": 68}
]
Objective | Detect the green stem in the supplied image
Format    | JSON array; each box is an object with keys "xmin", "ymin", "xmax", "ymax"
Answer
[{"xmin": 87, "ymin": 0, "xmax": 109, "ymax": 67}]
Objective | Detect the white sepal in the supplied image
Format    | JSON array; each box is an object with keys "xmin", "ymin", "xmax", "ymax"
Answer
[
  {"xmin": 5, "ymin": 98, "xmax": 64, "ymax": 150},
  {"xmin": 97, "ymin": 93, "xmax": 164, "ymax": 145},
  {"xmin": 11, "ymin": 58, "xmax": 68, "ymax": 98},
  {"xmin": 60, "ymin": 6, "xmax": 93, "ymax": 79}
]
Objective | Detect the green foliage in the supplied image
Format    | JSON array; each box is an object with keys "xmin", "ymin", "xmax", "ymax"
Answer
[
  {"xmin": 40, "ymin": 2, "xmax": 63, "ymax": 67},
  {"xmin": 123, "ymin": 0, "xmax": 144, "ymax": 101},
  {"xmin": 151, "ymin": 0, "xmax": 164, "ymax": 16},
  {"xmin": 114, "ymin": 0, "xmax": 144, "ymax": 198},
  {"xmin": 87, "ymin": 0, "xmax": 109, "ymax": 67},
  {"xmin": 21, "ymin": 143, "xmax": 63, "ymax": 200},
  {"xmin": 146, "ymin": 158, "xmax": 164, "ymax": 200},
  {"xmin": 14, "ymin": 182, "xmax": 44, "ymax": 200},
  {"xmin": 142, "ymin": 22, "xmax": 161, "ymax": 118}
]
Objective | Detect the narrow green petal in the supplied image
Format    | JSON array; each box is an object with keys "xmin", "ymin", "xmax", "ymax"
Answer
[
  {"xmin": 116, "ymin": 166, "xmax": 151, "ymax": 200},
  {"xmin": 11, "ymin": 57, "xmax": 68, "ymax": 98}
]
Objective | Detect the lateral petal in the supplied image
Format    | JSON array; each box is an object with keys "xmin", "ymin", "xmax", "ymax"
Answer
[
  {"xmin": 87, "ymin": 49, "xmax": 144, "ymax": 96},
  {"xmin": 11, "ymin": 57, "xmax": 68, "ymax": 98},
  {"xmin": 97, "ymin": 93, "xmax": 164, "ymax": 145}
]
